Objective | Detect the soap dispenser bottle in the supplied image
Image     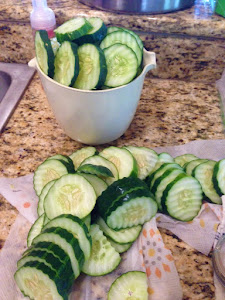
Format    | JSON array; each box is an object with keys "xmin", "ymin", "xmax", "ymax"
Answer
[{"xmin": 30, "ymin": 0, "xmax": 56, "ymax": 38}]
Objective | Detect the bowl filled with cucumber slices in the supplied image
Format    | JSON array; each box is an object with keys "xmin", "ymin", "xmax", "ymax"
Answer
[{"xmin": 29, "ymin": 16, "xmax": 156, "ymax": 145}]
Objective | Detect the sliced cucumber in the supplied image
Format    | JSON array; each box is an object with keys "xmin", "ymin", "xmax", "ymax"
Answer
[
  {"xmin": 44, "ymin": 173, "xmax": 97, "ymax": 220},
  {"xmin": 42, "ymin": 214, "xmax": 92, "ymax": 261},
  {"xmin": 193, "ymin": 160, "xmax": 221, "ymax": 204},
  {"xmin": 78, "ymin": 173, "xmax": 108, "ymax": 197},
  {"xmin": 51, "ymin": 37, "xmax": 60, "ymax": 55},
  {"xmin": 76, "ymin": 17, "xmax": 107, "ymax": 45},
  {"xmin": 55, "ymin": 17, "xmax": 93, "ymax": 43},
  {"xmin": 38, "ymin": 179, "xmax": 56, "ymax": 216},
  {"xmin": 33, "ymin": 159, "xmax": 71, "ymax": 196},
  {"xmin": 174, "ymin": 154, "xmax": 198, "ymax": 167},
  {"xmin": 69, "ymin": 146, "xmax": 97, "ymax": 170},
  {"xmin": 107, "ymin": 26, "xmax": 120, "ymax": 34},
  {"xmin": 184, "ymin": 158, "xmax": 209, "ymax": 176},
  {"xmin": 100, "ymin": 146, "xmax": 138, "ymax": 179},
  {"xmin": 100, "ymin": 30, "xmax": 142, "ymax": 66},
  {"xmin": 125, "ymin": 146, "xmax": 158, "ymax": 180},
  {"xmin": 158, "ymin": 152, "xmax": 174, "ymax": 163},
  {"xmin": 27, "ymin": 214, "xmax": 45, "ymax": 247},
  {"xmin": 32, "ymin": 227, "xmax": 84, "ymax": 279},
  {"xmin": 82, "ymin": 214, "xmax": 91, "ymax": 230},
  {"xmin": 162, "ymin": 173, "xmax": 203, "ymax": 221},
  {"xmin": 103, "ymin": 43, "xmax": 138, "ymax": 87},
  {"xmin": 107, "ymin": 238, "xmax": 132, "ymax": 254},
  {"xmin": 108, "ymin": 271, "xmax": 148, "ymax": 300},
  {"xmin": 96, "ymin": 217, "xmax": 142, "ymax": 244},
  {"xmin": 46, "ymin": 154, "xmax": 74, "ymax": 166},
  {"xmin": 54, "ymin": 41, "xmax": 79, "ymax": 87},
  {"xmin": 82, "ymin": 224, "xmax": 121, "ymax": 276},
  {"xmin": 80, "ymin": 155, "xmax": 119, "ymax": 185},
  {"xmin": 77, "ymin": 163, "xmax": 114, "ymax": 178},
  {"xmin": 213, "ymin": 159, "xmax": 225, "ymax": 196},
  {"xmin": 73, "ymin": 43, "xmax": 107, "ymax": 90},
  {"xmin": 15, "ymin": 261, "xmax": 68, "ymax": 300},
  {"xmin": 35, "ymin": 30, "xmax": 54, "ymax": 78}
]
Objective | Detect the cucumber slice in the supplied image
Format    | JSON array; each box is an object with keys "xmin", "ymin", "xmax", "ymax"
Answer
[
  {"xmin": 107, "ymin": 238, "xmax": 132, "ymax": 253},
  {"xmin": 193, "ymin": 160, "xmax": 221, "ymax": 204},
  {"xmin": 32, "ymin": 227, "xmax": 84, "ymax": 279},
  {"xmin": 51, "ymin": 37, "xmax": 60, "ymax": 55},
  {"xmin": 162, "ymin": 173, "xmax": 203, "ymax": 221},
  {"xmin": 73, "ymin": 43, "xmax": 107, "ymax": 90},
  {"xmin": 213, "ymin": 159, "xmax": 225, "ymax": 196},
  {"xmin": 80, "ymin": 155, "xmax": 119, "ymax": 185},
  {"xmin": 108, "ymin": 271, "xmax": 148, "ymax": 300},
  {"xmin": 54, "ymin": 41, "xmax": 79, "ymax": 87},
  {"xmin": 100, "ymin": 146, "xmax": 138, "ymax": 179},
  {"xmin": 174, "ymin": 154, "xmax": 198, "ymax": 167},
  {"xmin": 55, "ymin": 17, "xmax": 93, "ymax": 43},
  {"xmin": 35, "ymin": 30, "xmax": 55, "ymax": 78},
  {"xmin": 107, "ymin": 26, "xmax": 120, "ymax": 34},
  {"xmin": 125, "ymin": 146, "xmax": 158, "ymax": 180},
  {"xmin": 103, "ymin": 43, "xmax": 138, "ymax": 87},
  {"xmin": 100, "ymin": 30, "xmax": 142, "ymax": 66},
  {"xmin": 15, "ymin": 261, "xmax": 68, "ymax": 300},
  {"xmin": 69, "ymin": 146, "xmax": 97, "ymax": 170},
  {"xmin": 82, "ymin": 224, "xmax": 121, "ymax": 276},
  {"xmin": 158, "ymin": 152, "xmax": 174, "ymax": 163},
  {"xmin": 151, "ymin": 168, "xmax": 185, "ymax": 210},
  {"xmin": 78, "ymin": 173, "xmax": 108, "ymax": 197},
  {"xmin": 33, "ymin": 159, "xmax": 70, "ymax": 196},
  {"xmin": 184, "ymin": 158, "xmax": 209, "ymax": 176},
  {"xmin": 44, "ymin": 174, "xmax": 97, "ymax": 220},
  {"xmin": 42, "ymin": 214, "xmax": 92, "ymax": 261},
  {"xmin": 77, "ymin": 163, "xmax": 114, "ymax": 178},
  {"xmin": 46, "ymin": 154, "xmax": 74, "ymax": 166},
  {"xmin": 96, "ymin": 217, "xmax": 142, "ymax": 244},
  {"xmin": 76, "ymin": 17, "xmax": 107, "ymax": 45},
  {"xmin": 27, "ymin": 214, "xmax": 45, "ymax": 247},
  {"xmin": 38, "ymin": 180, "xmax": 56, "ymax": 216},
  {"xmin": 82, "ymin": 214, "xmax": 91, "ymax": 230}
]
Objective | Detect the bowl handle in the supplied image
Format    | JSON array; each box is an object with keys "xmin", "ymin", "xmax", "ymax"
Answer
[
  {"xmin": 143, "ymin": 50, "xmax": 157, "ymax": 75},
  {"xmin": 28, "ymin": 57, "xmax": 37, "ymax": 69}
]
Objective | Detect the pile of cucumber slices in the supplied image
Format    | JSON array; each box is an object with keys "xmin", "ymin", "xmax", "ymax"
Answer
[
  {"xmin": 14, "ymin": 145, "xmax": 225, "ymax": 299},
  {"xmin": 35, "ymin": 16, "xmax": 144, "ymax": 90}
]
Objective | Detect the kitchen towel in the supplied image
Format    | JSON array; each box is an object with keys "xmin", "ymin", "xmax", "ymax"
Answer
[{"xmin": 1, "ymin": 139, "xmax": 225, "ymax": 299}]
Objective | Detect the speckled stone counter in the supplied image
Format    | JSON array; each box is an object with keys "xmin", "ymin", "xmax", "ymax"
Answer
[{"xmin": 0, "ymin": 73, "xmax": 224, "ymax": 299}]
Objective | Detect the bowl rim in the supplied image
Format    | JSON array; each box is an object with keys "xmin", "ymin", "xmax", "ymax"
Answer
[{"xmin": 33, "ymin": 48, "xmax": 156, "ymax": 94}]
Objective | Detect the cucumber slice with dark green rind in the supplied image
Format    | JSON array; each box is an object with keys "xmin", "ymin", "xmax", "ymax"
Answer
[
  {"xmin": 107, "ymin": 238, "xmax": 132, "ymax": 253},
  {"xmin": 69, "ymin": 146, "xmax": 97, "ymax": 170},
  {"xmin": 82, "ymin": 224, "xmax": 121, "ymax": 276},
  {"xmin": 55, "ymin": 17, "xmax": 93, "ymax": 43},
  {"xmin": 38, "ymin": 180, "xmax": 56, "ymax": 216},
  {"xmin": 213, "ymin": 159, "xmax": 225, "ymax": 196},
  {"xmin": 75, "ymin": 17, "xmax": 107, "ymax": 45},
  {"xmin": 33, "ymin": 159, "xmax": 70, "ymax": 196},
  {"xmin": 103, "ymin": 43, "xmax": 138, "ymax": 87},
  {"xmin": 54, "ymin": 41, "xmax": 79, "ymax": 87},
  {"xmin": 42, "ymin": 214, "xmax": 92, "ymax": 261},
  {"xmin": 74, "ymin": 43, "xmax": 107, "ymax": 90},
  {"xmin": 80, "ymin": 155, "xmax": 119, "ymax": 185},
  {"xmin": 46, "ymin": 154, "xmax": 75, "ymax": 171},
  {"xmin": 96, "ymin": 217, "xmax": 142, "ymax": 244},
  {"xmin": 158, "ymin": 152, "xmax": 174, "ymax": 163},
  {"xmin": 17, "ymin": 249, "xmax": 74, "ymax": 291},
  {"xmin": 184, "ymin": 158, "xmax": 209, "ymax": 176},
  {"xmin": 79, "ymin": 173, "xmax": 108, "ymax": 197},
  {"xmin": 32, "ymin": 227, "xmax": 85, "ymax": 279},
  {"xmin": 27, "ymin": 214, "xmax": 45, "ymax": 248},
  {"xmin": 44, "ymin": 173, "xmax": 97, "ymax": 220},
  {"xmin": 15, "ymin": 261, "xmax": 68, "ymax": 300},
  {"xmin": 174, "ymin": 154, "xmax": 198, "ymax": 167},
  {"xmin": 108, "ymin": 271, "xmax": 148, "ymax": 300},
  {"xmin": 35, "ymin": 30, "xmax": 55, "ymax": 78},
  {"xmin": 161, "ymin": 173, "xmax": 203, "ymax": 221},
  {"xmin": 193, "ymin": 160, "xmax": 221, "ymax": 204},
  {"xmin": 77, "ymin": 163, "xmax": 114, "ymax": 177},
  {"xmin": 100, "ymin": 30, "xmax": 142, "ymax": 66},
  {"xmin": 107, "ymin": 26, "xmax": 121, "ymax": 34},
  {"xmin": 125, "ymin": 146, "xmax": 158, "ymax": 180},
  {"xmin": 100, "ymin": 146, "xmax": 138, "ymax": 179},
  {"xmin": 82, "ymin": 214, "xmax": 91, "ymax": 230}
]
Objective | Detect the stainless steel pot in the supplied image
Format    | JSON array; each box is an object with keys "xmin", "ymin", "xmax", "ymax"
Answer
[{"xmin": 79, "ymin": 0, "xmax": 195, "ymax": 14}]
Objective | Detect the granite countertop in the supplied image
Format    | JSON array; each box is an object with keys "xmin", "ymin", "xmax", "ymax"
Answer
[{"xmin": 0, "ymin": 0, "xmax": 225, "ymax": 299}]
